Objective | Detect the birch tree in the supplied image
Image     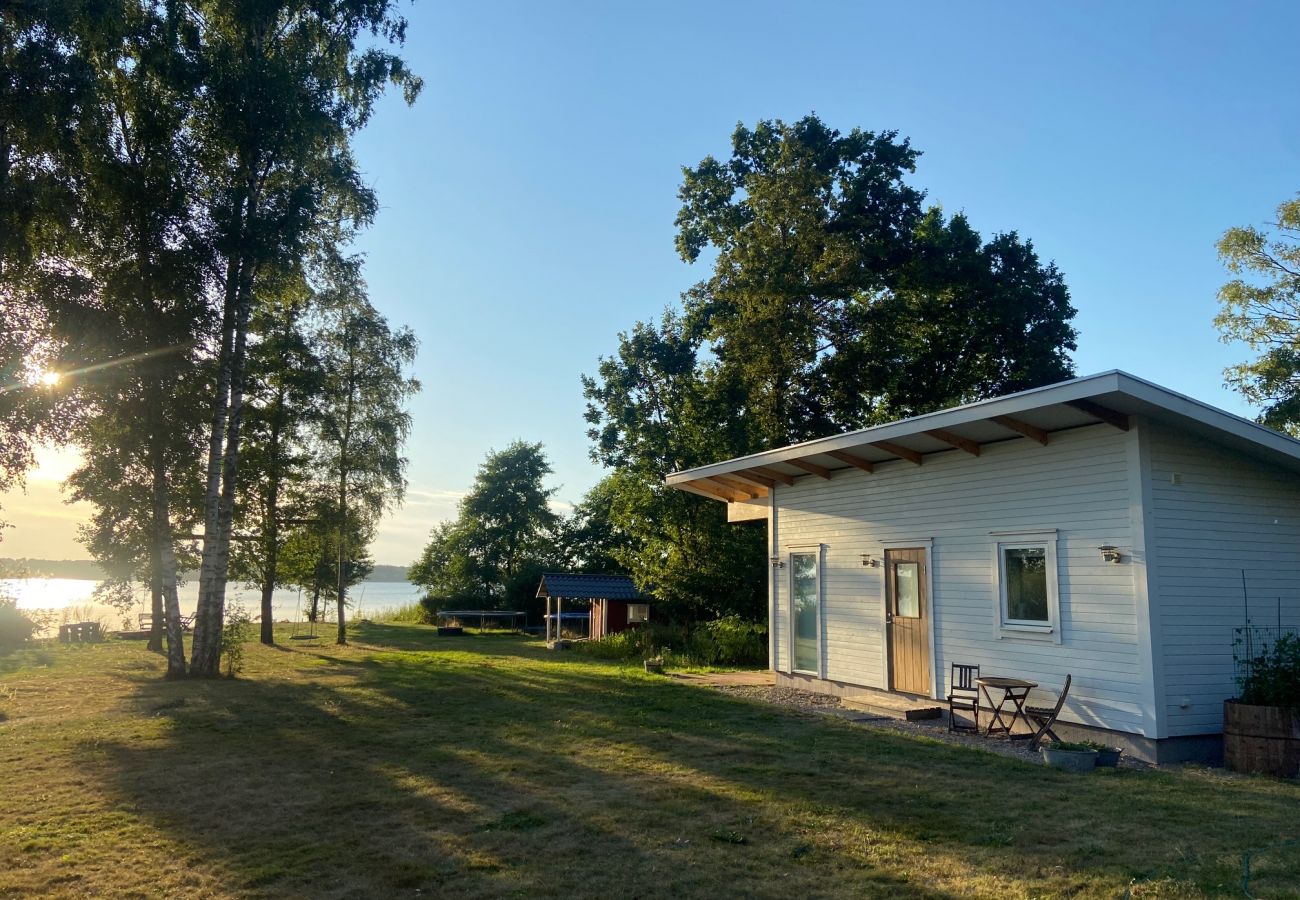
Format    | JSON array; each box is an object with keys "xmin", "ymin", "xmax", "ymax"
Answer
[
  {"xmin": 232, "ymin": 289, "xmax": 323, "ymax": 644},
  {"xmin": 314, "ymin": 270, "xmax": 417, "ymax": 644},
  {"xmin": 187, "ymin": 0, "xmax": 422, "ymax": 675}
]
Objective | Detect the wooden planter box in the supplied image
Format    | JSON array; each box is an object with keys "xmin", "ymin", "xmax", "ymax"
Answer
[{"xmin": 1224, "ymin": 700, "xmax": 1300, "ymax": 778}]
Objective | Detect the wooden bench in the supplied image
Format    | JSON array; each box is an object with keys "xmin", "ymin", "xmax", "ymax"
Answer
[{"xmin": 138, "ymin": 613, "xmax": 195, "ymax": 632}]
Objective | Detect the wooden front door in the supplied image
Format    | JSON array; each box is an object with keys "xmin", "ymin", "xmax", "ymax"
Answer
[{"xmin": 885, "ymin": 547, "xmax": 930, "ymax": 696}]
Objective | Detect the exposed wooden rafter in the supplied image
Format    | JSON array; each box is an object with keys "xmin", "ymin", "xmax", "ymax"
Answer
[
  {"xmin": 825, "ymin": 449, "xmax": 875, "ymax": 473},
  {"xmin": 681, "ymin": 481, "xmax": 739, "ymax": 503},
  {"xmin": 872, "ymin": 440, "xmax": 923, "ymax": 465},
  {"xmin": 748, "ymin": 465, "xmax": 795, "ymax": 486},
  {"xmin": 727, "ymin": 470, "xmax": 776, "ymax": 489},
  {"xmin": 926, "ymin": 428, "xmax": 981, "ymax": 456},
  {"xmin": 991, "ymin": 414, "xmax": 1050, "ymax": 446},
  {"xmin": 710, "ymin": 474, "xmax": 768, "ymax": 499},
  {"xmin": 1066, "ymin": 399, "xmax": 1130, "ymax": 432},
  {"xmin": 787, "ymin": 458, "xmax": 832, "ymax": 479}
]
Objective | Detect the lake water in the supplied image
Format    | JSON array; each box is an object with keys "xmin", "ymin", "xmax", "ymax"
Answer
[{"xmin": 2, "ymin": 577, "xmax": 424, "ymax": 630}]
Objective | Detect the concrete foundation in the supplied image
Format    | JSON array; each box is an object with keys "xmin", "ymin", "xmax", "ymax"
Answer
[{"xmin": 773, "ymin": 670, "xmax": 1223, "ymax": 765}]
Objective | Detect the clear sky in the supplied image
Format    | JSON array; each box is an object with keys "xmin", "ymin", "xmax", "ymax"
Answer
[{"xmin": 4, "ymin": 1, "xmax": 1299, "ymax": 565}]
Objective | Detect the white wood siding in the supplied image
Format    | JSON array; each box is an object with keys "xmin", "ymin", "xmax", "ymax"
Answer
[
  {"xmin": 1146, "ymin": 420, "xmax": 1300, "ymax": 736},
  {"xmin": 771, "ymin": 424, "xmax": 1149, "ymax": 735}
]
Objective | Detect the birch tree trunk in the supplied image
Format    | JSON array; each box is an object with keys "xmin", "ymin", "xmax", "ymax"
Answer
[
  {"xmin": 191, "ymin": 254, "xmax": 241, "ymax": 673},
  {"xmin": 259, "ymin": 386, "xmax": 285, "ymax": 644},
  {"xmin": 149, "ymin": 411, "xmax": 186, "ymax": 677},
  {"xmin": 335, "ymin": 336, "xmax": 356, "ymax": 646},
  {"xmin": 147, "ymin": 545, "xmax": 163, "ymax": 652},
  {"xmin": 192, "ymin": 180, "xmax": 259, "ymax": 676}
]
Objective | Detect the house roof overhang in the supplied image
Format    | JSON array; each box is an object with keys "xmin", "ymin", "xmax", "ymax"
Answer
[{"xmin": 665, "ymin": 370, "xmax": 1300, "ymax": 502}]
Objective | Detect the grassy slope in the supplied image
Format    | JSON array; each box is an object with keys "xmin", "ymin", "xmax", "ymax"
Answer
[{"xmin": 0, "ymin": 625, "xmax": 1297, "ymax": 899}]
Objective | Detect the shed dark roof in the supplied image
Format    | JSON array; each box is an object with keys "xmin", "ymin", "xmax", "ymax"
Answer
[{"xmin": 536, "ymin": 573, "xmax": 644, "ymax": 601}]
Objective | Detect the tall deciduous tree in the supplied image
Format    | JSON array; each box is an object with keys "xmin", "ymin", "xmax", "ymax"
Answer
[
  {"xmin": 1216, "ymin": 195, "xmax": 1300, "ymax": 433},
  {"xmin": 187, "ymin": 0, "xmax": 422, "ymax": 675},
  {"xmin": 0, "ymin": 0, "xmax": 97, "ymax": 520},
  {"xmin": 582, "ymin": 313, "xmax": 765, "ymax": 619},
  {"xmin": 675, "ymin": 114, "xmax": 1077, "ymax": 444},
  {"xmin": 47, "ymin": 0, "xmax": 211, "ymax": 674},
  {"xmin": 314, "ymin": 268, "xmax": 417, "ymax": 644},
  {"xmin": 409, "ymin": 442, "xmax": 560, "ymax": 611},
  {"xmin": 232, "ymin": 288, "xmax": 323, "ymax": 644},
  {"xmin": 585, "ymin": 114, "xmax": 1079, "ymax": 618}
]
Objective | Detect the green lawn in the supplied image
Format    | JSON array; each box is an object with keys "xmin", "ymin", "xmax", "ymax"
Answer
[{"xmin": 1, "ymin": 625, "xmax": 1297, "ymax": 898}]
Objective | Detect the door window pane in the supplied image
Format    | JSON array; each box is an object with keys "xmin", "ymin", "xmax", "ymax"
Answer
[
  {"xmin": 1003, "ymin": 547, "xmax": 1048, "ymax": 621},
  {"xmin": 895, "ymin": 562, "xmax": 920, "ymax": 618},
  {"xmin": 791, "ymin": 552, "xmax": 818, "ymax": 672}
]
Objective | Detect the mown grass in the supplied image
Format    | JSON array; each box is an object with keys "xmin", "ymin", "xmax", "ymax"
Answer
[{"xmin": 0, "ymin": 624, "xmax": 1297, "ymax": 898}]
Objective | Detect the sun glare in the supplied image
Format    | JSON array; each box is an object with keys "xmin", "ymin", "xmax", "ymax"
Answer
[{"xmin": 39, "ymin": 370, "xmax": 62, "ymax": 386}]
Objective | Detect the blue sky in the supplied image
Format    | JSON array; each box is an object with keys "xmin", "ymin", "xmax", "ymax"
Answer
[{"xmin": 5, "ymin": 1, "xmax": 1299, "ymax": 564}]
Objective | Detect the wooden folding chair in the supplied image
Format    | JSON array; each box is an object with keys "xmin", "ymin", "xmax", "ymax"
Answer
[
  {"xmin": 947, "ymin": 663, "xmax": 981, "ymax": 733},
  {"xmin": 1025, "ymin": 674, "xmax": 1071, "ymax": 750}
]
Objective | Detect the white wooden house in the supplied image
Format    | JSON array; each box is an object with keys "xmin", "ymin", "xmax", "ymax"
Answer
[{"xmin": 666, "ymin": 371, "xmax": 1300, "ymax": 763}]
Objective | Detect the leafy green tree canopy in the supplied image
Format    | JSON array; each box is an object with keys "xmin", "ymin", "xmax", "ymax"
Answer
[
  {"xmin": 675, "ymin": 114, "xmax": 1077, "ymax": 444},
  {"xmin": 583, "ymin": 114, "xmax": 1081, "ymax": 620},
  {"xmin": 1216, "ymin": 194, "xmax": 1300, "ymax": 433},
  {"xmin": 409, "ymin": 441, "xmax": 559, "ymax": 610}
]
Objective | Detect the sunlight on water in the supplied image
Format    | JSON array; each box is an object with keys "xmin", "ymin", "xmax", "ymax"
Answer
[{"xmin": 1, "ymin": 577, "xmax": 423, "ymax": 633}]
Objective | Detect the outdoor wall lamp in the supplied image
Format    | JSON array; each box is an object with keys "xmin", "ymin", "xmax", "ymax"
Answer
[
  {"xmin": 769, "ymin": 556, "xmax": 785, "ymax": 569},
  {"xmin": 1098, "ymin": 545, "xmax": 1122, "ymax": 564}
]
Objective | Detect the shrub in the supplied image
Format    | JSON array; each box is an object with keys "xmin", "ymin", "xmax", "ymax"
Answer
[
  {"xmin": 690, "ymin": 616, "xmax": 768, "ymax": 667},
  {"xmin": 375, "ymin": 603, "xmax": 430, "ymax": 624},
  {"xmin": 573, "ymin": 616, "xmax": 768, "ymax": 668},
  {"xmin": 221, "ymin": 605, "xmax": 252, "ymax": 678},
  {"xmin": 1238, "ymin": 632, "xmax": 1300, "ymax": 708},
  {"xmin": 1049, "ymin": 741, "xmax": 1098, "ymax": 753},
  {"xmin": 0, "ymin": 598, "xmax": 36, "ymax": 649}
]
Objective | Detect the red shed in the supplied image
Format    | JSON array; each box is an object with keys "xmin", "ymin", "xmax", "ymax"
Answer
[{"xmin": 536, "ymin": 573, "xmax": 649, "ymax": 643}]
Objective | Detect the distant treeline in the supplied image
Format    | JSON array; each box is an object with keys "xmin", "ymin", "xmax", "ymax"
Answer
[{"xmin": 1, "ymin": 559, "xmax": 411, "ymax": 584}]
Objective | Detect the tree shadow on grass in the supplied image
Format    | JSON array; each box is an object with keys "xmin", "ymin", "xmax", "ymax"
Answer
[
  {"xmin": 0, "ymin": 647, "xmax": 55, "ymax": 675},
  {"xmin": 81, "ymin": 638, "xmax": 1300, "ymax": 898}
]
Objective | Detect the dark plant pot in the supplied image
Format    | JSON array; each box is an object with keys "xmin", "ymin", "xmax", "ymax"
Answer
[
  {"xmin": 644, "ymin": 660, "xmax": 664, "ymax": 674},
  {"xmin": 1095, "ymin": 747, "xmax": 1123, "ymax": 768},
  {"xmin": 1224, "ymin": 700, "xmax": 1300, "ymax": 777},
  {"xmin": 1040, "ymin": 747, "xmax": 1097, "ymax": 772}
]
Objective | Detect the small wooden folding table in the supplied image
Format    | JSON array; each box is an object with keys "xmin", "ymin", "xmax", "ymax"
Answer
[{"xmin": 976, "ymin": 676, "xmax": 1038, "ymax": 739}]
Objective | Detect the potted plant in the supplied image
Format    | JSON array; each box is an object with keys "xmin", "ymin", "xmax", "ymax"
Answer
[
  {"xmin": 1081, "ymin": 740, "xmax": 1123, "ymax": 767},
  {"xmin": 643, "ymin": 655, "xmax": 664, "ymax": 675},
  {"xmin": 1040, "ymin": 740, "xmax": 1098, "ymax": 772},
  {"xmin": 1225, "ymin": 631, "xmax": 1300, "ymax": 777}
]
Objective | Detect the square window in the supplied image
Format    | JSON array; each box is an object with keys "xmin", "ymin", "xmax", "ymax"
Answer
[
  {"xmin": 1003, "ymin": 547, "xmax": 1048, "ymax": 622},
  {"xmin": 994, "ymin": 535, "xmax": 1059, "ymax": 639}
]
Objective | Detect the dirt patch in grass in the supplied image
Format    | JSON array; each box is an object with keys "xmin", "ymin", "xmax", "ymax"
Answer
[{"xmin": 0, "ymin": 624, "xmax": 1297, "ymax": 898}]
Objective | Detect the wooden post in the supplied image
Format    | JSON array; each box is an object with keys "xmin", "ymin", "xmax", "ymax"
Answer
[
  {"xmin": 558, "ymin": 595, "xmax": 563, "ymax": 642},
  {"xmin": 545, "ymin": 597, "xmax": 551, "ymax": 643}
]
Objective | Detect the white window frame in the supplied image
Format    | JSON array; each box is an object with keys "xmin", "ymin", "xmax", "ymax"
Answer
[
  {"xmin": 991, "ymin": 530, "xmax": 1061, "ymax": 644},
  {"xmin": 786, "ymin": 544, "xmax": 824, "ymax": 677}
]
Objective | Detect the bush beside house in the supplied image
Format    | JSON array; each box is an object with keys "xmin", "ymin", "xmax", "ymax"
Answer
[{"xmin": 574, "ymin": 615, "xmax": 767, "ymax": 668}]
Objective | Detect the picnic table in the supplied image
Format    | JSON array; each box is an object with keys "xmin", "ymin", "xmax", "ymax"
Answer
[{"xmin": 976, "ymin": 676, "xmax": 1037, "ymax": 739}]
